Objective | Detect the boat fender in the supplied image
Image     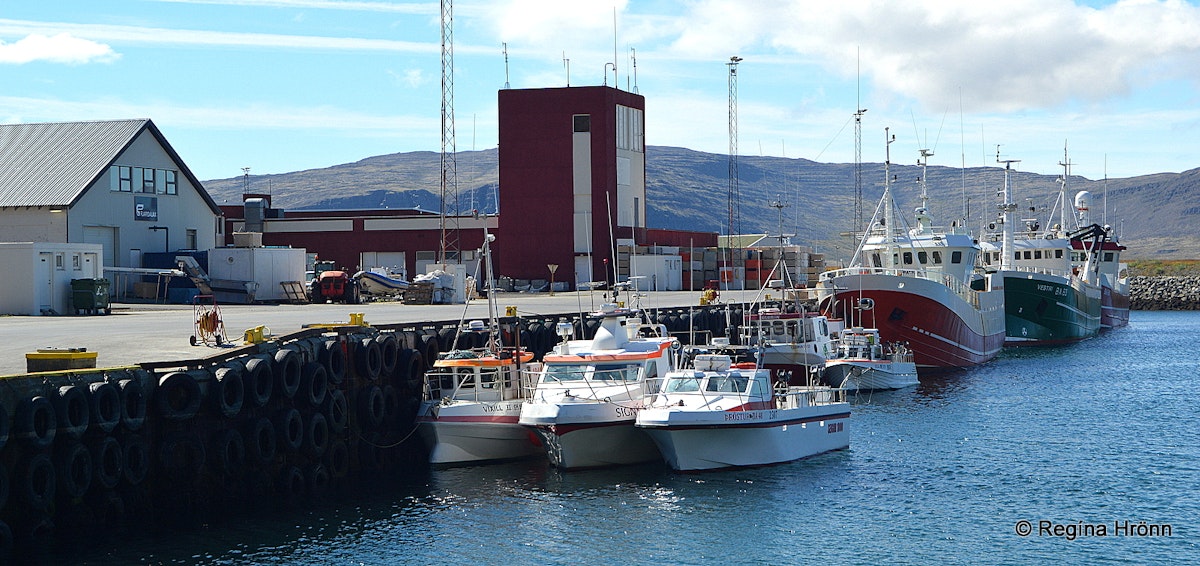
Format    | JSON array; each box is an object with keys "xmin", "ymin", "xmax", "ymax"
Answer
[
  {"xmin": 276, "ymin": 408, "xmax": 304, "ymax": 454},
  {"xmin": 354, "ymin": 337, "xmax": 383, "ymax": 381},
  {"xmin": 212, "ymin": 366, "xmax": 245, "ymax": 419},
  {"xmin": 55, "ymin": 440, "xmax": 93, "ymax": 499},
  {"xmin": 326, "ymin": 390, "xmax": 348, "ymax": 434},
  {"xmin": 246, "ymin": 417, "xmax": 277, "ymax": 464},
  {"xmin": 359, "ymin": 386, "xmax": 385, "ymax": 427},
  {"xmin": 303, "ymin": 412, "xmax": 330, "ymax": 458},
  {"xmin": 275, "ymin": 349, "xmax": 302, "ymax": 399},
  {"xmin": 377, "ymin": 333, "xmax": 400, "ymax": 376},
  {"xmin": 54, "ymin": 385, "xmax": 91, "ymax": 440},
  {"xmin": 117, "ymin": 378, "xmax": 147, "ymax": 432},
  {"xmin": 279, "ymin": 465, "xmax": 306, "ymax": 500},
  {"xmin": 211, "ymin": 429, "xmax": 246, "ymax": 476},
  {"xmin": 382, "ymin": 385, "xmax": 400, "ymax": 426},
  {"xmin": 244, "ymin": 356, "xmax": 274, "ymax": 408},
  {"xmin": 319, "ymin": 340, "xmax": 348, "ymax": 385},
  {"xmin": 16, "ymin": 396, "xmax": 57, "ymax": 450},
  {"xmin": 306, "ymin": 463, "xmax": 330, "ymax": 497},
  {"xmin": 300, "ymin": 362, "xmax": 329, "ymax": 407},
  {"xmin": 156, "ymin": 371, "xmax": 203, "ymax": 421},
  {"xmin": 88, "ymin": 382, "xmax": 121, "ymax": 434},
  {"xmin": 122, "ymin": 434, "xmax": 150, "ymax": 486},
  {"xmin": 19, "ymin": 453, "xmax": 55, "ymax": 509},
  {"xmin": 327, "ymin": 439, "xmax": 350, "ymax": 479},
  {"xmin": 90, "ymin": 436, "xmax": 124, "ymax": 490}
]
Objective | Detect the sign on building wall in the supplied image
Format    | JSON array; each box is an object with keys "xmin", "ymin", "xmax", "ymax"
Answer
[{"xmin": 134, "ymin": 196, "xmax": 158, "ymax": 221}]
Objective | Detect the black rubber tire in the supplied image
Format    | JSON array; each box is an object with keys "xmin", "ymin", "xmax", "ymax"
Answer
[
  {"xmin": 359, "ymin": 386, "xmax": 385, "ymax": 428},
  {"xmin": 398, "ymin": 349, "xmax": 424, "ymax": 391},
  {"xmin": 276, "ymin": 408, "xmax": 303, "ymax": 454},
  {"xmin": 158, "ymin": 431, "xmax": 206, "ymax": 484},
  {"xmin": 326, "ymin": 389, "xmax": 348, "ymax": 435},
  {"xmin": 382, "ymin": 385, "xmax": 400, "ymax": 427},
  {"xmin": 212, "ymin": 366, "xmax": 245, "ymax": 419},
  {"xmin": 211, "ymin": 429, "xmax": 246, "ymax": 476},
  {"xmin": 299, "ymin": 362, "xmax": 329, "ymax": 407},
  {"xmin": 355, "ymin": 337, "xmax": 383, "ymax": 382},
  {"xmin": 246, "ymin": 417, "xmax": 277, "ymax": 464},
  {"xmin": 0, "ymin": 465, "xmax": 8, "ymax": 511},
  {"xmin": 88, "ymin": 381, "xmax": 121, "ymax": 434},
  {"xmin": 279, "ymin": 465, "xmax": 305, "ymax": 501},
  {"xmin": 327, "ymin": 439, "xmax": 350, "ymax": 479},
  {"xmin": 54, "ymin": 385, "xmax": 90, "ymax": 440},
  {"xmin": 244, "ymin": 356, "xmax": 273, "ymax": 408},
  {"xmin": 306, "ymin": 463, "xmax": 330, "ymax": 497},
  {"xmin": 274, "ymin": 349, "xmax": 302, "ymax": 399},
  {"xmin": 303, "ymin": 412, "xmax": 329, "ymax": 458},
  {"xmin": 16, "ymin": 396, "xmax": 57, "ymax": 450},
  {"xmin": 118, "ymin": 378, "xmax": 147, "ymax": 432},
  {"xmin": 156, "ymin": 371, "xmax": 202, "ymax": 421},
  {"xmin": 377, "ymin": 333, "xmax": 399, "ymax": 376},
  {"xmin": 90, "ymin": 436, "xmax": 123, "ymax": 491},
  {"xmin": 56, "ymin": 441, "xmax": 92, "ymax": 499},
  {"xmin": 0, "ymin": 403, "xmax": 9, "ymax": 453},
  {"xmin": 320, "ymin": 340, "xmax": 347, "ymax": 385},
  {"xmin": 122, "ymin": 434, "xmax": 150, "ymax": 487},
  {"xmin": 20, "ymin": 453, "xmax": 55, "ymax": 509}
]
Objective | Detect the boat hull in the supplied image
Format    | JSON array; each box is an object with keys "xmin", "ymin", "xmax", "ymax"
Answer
[
  {"xmin": 820, "ymin": 272, "xmax": 1005, "ymax": 370},
  {"xmin": 823, "ymin": 360, "xmax": 917, "ymax": 391},
  {"xmin": 1100, "ymin": 282, "xmax": 1131, "ymax": 329},
  {"xmin": 416, "ymin": 401, "xmax": 543, "ymax": 465},
  {"xmin": 637, "ymin": 405, "xmax": 850, "ymax": 471},
  {"xmin": 1001, "ymin": 271, "xmax": 1101, "ymax": 345},
  {"xmin": 520, "ymin": 402, "xmax": 660, "ymax": 469}
]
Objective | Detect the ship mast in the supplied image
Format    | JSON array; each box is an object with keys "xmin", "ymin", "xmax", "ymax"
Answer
[
  {"xmin": 882, "ymin": 128, "xmax": 897, "ymax": 268},
  {"xmin": 996, "ymin": 146, "xmax": 1020, "ymax": 272},
  {"xmin": 1056, "ymin": 142, "xmax": 1072, "ymax": 233}
]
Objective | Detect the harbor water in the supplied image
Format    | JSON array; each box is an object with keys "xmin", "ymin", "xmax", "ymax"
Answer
[{"xmin": 23, "ymin": 311, "xmax": 1198, "ymax": 564}]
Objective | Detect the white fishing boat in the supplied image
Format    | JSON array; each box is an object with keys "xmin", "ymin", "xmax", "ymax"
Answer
[
  {"xmin": 636, "ymin": 354, "xmax": 849, "ymax": 471},
  {"xmin": 416, "ymin": 222, "xmax": 543, "ymax": 466},
  {"xmin": 823, "ymin": 327, "xmax": 917, "ymax": 391},
  {"xmin": 353, "ymin": 270, "xmax": 410, "ymax": 297},
  {"xmin": 518, "ymin": 303, "xmax": 680, "ymax": 470}
]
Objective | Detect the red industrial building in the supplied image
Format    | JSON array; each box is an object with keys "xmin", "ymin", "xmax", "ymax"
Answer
[{"xmin": 223, "ymin": 85, "xmax": 717, "ymax": 290}]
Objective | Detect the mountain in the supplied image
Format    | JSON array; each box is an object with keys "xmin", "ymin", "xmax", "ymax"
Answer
[{"xmin": 201, "ymin": 146, "xmax": 1200, "ymax": 260}]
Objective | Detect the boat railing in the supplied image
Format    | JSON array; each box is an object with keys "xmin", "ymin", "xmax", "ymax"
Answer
[
  {"xmin": 1006, "ymin": 264, "xmax": 1074, "ymax": 279},
  {"xmin": 821, "ymin": 266, "xmax": 981, "ymax": 307},
  {"xmin": 424, "ymin": 364, "xmax": 529, "ymax": 403},
  {"xmin": 775, "ymin": 386, "xmax": 846, "ymax": 409}
]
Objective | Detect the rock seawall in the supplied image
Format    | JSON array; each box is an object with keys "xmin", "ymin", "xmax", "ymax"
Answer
[{"xmin": 1130, "ymin": 276, "xmax": 1200, "ymax": 310}]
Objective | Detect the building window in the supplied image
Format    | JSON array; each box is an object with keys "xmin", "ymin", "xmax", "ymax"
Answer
[
  {"xmin": 1034, "ymin": 250, "xmax": 1042, "ymax": 259},
  {"xmin": 111, "ymin": 166, "xmax": 133, "ymax": 192},
  {"xmin": 165, "ymin": 170, "xmax": 178, "ymax": 195},
  {"xmin": 573, "ymin": 114, "xmax": 591, "ymax": 133},
  {"xmin": 902, "ymin": 252, "xmax": 913, "ymax": 265},
  {"xmin": 932, "ymin": 251, "xmax": 943, "ymax": 264},
  {"xmin": 1055, "ymin": 250, "xmax": 1063, "ymax": 259},
  {"xmin": 951, "ymin": 251, "xmax": 963, "ymax": 264},
  {"xmin": 72, "ymin": 254, "xmax": 81, "ymax": 270},
  {"xmin": 55, "ymin": 253, "xmax": 64, "ymax": 270},
  {"xmin": 141, "ymin": 167, "xmax": 156, "ymax": 193},
  {"xmin": 186, "ymin": 229, "xmax": 197, "ymax": 250}
]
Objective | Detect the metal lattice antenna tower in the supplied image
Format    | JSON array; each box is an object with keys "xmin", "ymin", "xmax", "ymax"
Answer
[
  {"xmin": 439, "ymin": 0, "xmax": 460, "ymax": 263},
  {"xmin": 853, "ymin": 50, "xmax": 866, "ymax": 233},
  {"xmin": 727, "ymin": 56, "xmax": 742, "ymax": 240}
]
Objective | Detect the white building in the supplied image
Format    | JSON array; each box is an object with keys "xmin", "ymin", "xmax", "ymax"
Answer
[{"xmin": 0, "ymin": 119, "xmax": 222, "ymax": 270}]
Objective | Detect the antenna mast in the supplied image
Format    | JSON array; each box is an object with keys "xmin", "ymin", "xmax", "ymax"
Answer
[
  {"xmin": 854, "ymin": 48, "xmax": 866, "ymax": 233},
  {"xmin": 996, "ymin": 145, "xmax": 1020, "ymax": 272},
  {"xmin": 439, "ymin": 0, "xmax": 460, "ymax": 264},
  {"xmin": 502, "ymin": 42, "xmax": 510, "ymax": 89},
  {"xmin": 727, "ymin": 56, "xmax": 742, "ymax": 240}
]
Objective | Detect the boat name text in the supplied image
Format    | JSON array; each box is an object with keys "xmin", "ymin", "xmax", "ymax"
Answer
[{"xmin": 725, "ymin": 410, "xmax": 778, "ymax": 421}]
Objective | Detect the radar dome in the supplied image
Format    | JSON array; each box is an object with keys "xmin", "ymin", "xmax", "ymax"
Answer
[{"xmin": 1074, "ymin": 190, "xmax": 1092, "ymax": 211}]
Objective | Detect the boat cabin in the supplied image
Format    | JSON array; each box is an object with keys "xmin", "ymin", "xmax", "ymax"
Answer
[{"xmin": 424, "ymin": 348, "xmax": 536, "ymax": 402}]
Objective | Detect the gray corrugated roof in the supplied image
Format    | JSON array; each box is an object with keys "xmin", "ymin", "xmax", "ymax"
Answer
[{"xmin": 0, "ymin": 119, "xmax": 150, "ymax": 207}]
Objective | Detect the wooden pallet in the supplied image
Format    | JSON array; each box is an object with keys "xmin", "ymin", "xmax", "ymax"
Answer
[
  {"xmin": 404, "ymin": 282, "xmax": 434, "ymax": 305},
  {"xmin": 280, "ymin": 281, "xmax": 310, "ymax": 304}
]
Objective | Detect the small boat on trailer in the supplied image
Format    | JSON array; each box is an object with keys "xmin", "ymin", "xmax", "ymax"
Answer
[{"xmin": 636, "ymin": 354, "xmax": 849, "ymax": 472}]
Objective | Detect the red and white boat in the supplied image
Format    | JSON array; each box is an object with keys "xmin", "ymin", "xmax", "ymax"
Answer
[
  {"xmin": 518, "ymin": 304, "xmax": 680, "ymax": 470},
  {"xmin": 817, "ymin": 134, "xmax": 1005, "ymax": 370}
]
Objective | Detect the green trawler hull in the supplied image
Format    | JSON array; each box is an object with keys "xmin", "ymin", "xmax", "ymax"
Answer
[{"xmin": 1003, "ymin": 272, "xmax": 1102, "ymax": 345}]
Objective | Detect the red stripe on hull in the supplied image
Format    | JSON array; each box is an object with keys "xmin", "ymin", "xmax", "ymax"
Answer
[
  {"xmin": 1101, "ymin": 285, "xmax": 1131, "ymax": 328},
  {"xmin": 825, "ymin": 288, "xmax": 1003, "ymax": 370}
]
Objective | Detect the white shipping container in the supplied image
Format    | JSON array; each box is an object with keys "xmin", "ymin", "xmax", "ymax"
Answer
[{"xmin": 208, "ymin": 246, "xmax": 307, "ymax": 302}]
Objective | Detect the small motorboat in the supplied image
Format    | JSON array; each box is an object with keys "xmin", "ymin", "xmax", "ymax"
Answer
[
  {"xmin": 636, "ymin": 354, "xmax": 849, "ymax": 472},
  {"xmin": 823, "ymin": 327, "xmax": 918, "ymax": 391},
  {"xmin": 354, "ymin": 270, "xmax": 410, "ymax": 297}
]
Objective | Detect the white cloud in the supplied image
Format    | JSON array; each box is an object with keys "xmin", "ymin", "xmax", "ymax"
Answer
[
  {"xmin": 0, "ymin": 33, "xmax": 118, "ymax": 64},
  {"xmin": 391, "ymin": 68, "xmax": 427, "ymax": 88},
  {"xmin": 153, "ymin": 0, "xmax": 439, "ymax": 14}
]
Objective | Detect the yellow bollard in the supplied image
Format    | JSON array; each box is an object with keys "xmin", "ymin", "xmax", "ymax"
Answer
[
  {"xmin": 505, "ymin": 306, "xmax": 518, "ymax": 317},
  {"xmin": 243, "ymin": 325, "xmax": 266, "ymax": 344},
  {"xmin": 349, "ymin": 313, "xmax": 367, "ymax": 326}
]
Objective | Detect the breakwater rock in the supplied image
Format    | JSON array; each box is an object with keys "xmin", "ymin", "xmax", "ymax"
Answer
[{"xmin": 1130, "ymin": 276, "xmax": 1200, "ymax": 310}]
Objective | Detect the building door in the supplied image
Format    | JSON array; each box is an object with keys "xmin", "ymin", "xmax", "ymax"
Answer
[
  {"xmin": 360, "ymin": 251, "xmax": 407, "ymax": 279},
  {"xmin": 83, "ymin": 225, "xmax": 118, "ymax": 268},
  {"xmin": 37, "ymin": 252, "xmax": 54, "ymax": 313}
]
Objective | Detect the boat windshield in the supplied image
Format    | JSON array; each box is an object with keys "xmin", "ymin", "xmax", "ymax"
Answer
[
  {"xmin": 542, "ymin": 364, "xmax": 589, "ymax": 382},
  {"xmin": 705, "ymin": 374, "xmax": 749, "ymax": 393},
  {"xmin": 664, "ymin": 376, "xmax": 702, "ymax": 393},
  {"xmin": 541, "ymin": 363, "xmax": 641, "ymax": 382}
]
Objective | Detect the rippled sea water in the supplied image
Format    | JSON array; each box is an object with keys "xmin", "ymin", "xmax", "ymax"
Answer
[{"xmin": 30, "ymin": 311, "xmax": 1200, "ymax": 565}]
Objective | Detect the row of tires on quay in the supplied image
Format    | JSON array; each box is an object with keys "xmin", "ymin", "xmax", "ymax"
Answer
[
  {"xmin": 0, "ymin": 328, "xmax": 440, "ymax": 550},
  {"xmin": 0, "ymin": 304, "xmax": 741, "ymax": 550}
]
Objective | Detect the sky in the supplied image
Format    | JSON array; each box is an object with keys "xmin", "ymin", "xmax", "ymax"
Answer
[{"xmin": 2, "ymin": 0, "xmax": 1199, "ymax": 183}]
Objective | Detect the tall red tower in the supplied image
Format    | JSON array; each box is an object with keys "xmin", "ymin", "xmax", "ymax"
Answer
[{"xmin": 496, "ymin": 86, "xmax": 646, "ymax": 289}]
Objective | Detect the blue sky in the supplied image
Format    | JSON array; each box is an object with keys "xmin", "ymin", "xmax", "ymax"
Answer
[{"xmin": 3, "ymin": 0, "xmax": 1199, "ymax": 182}]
